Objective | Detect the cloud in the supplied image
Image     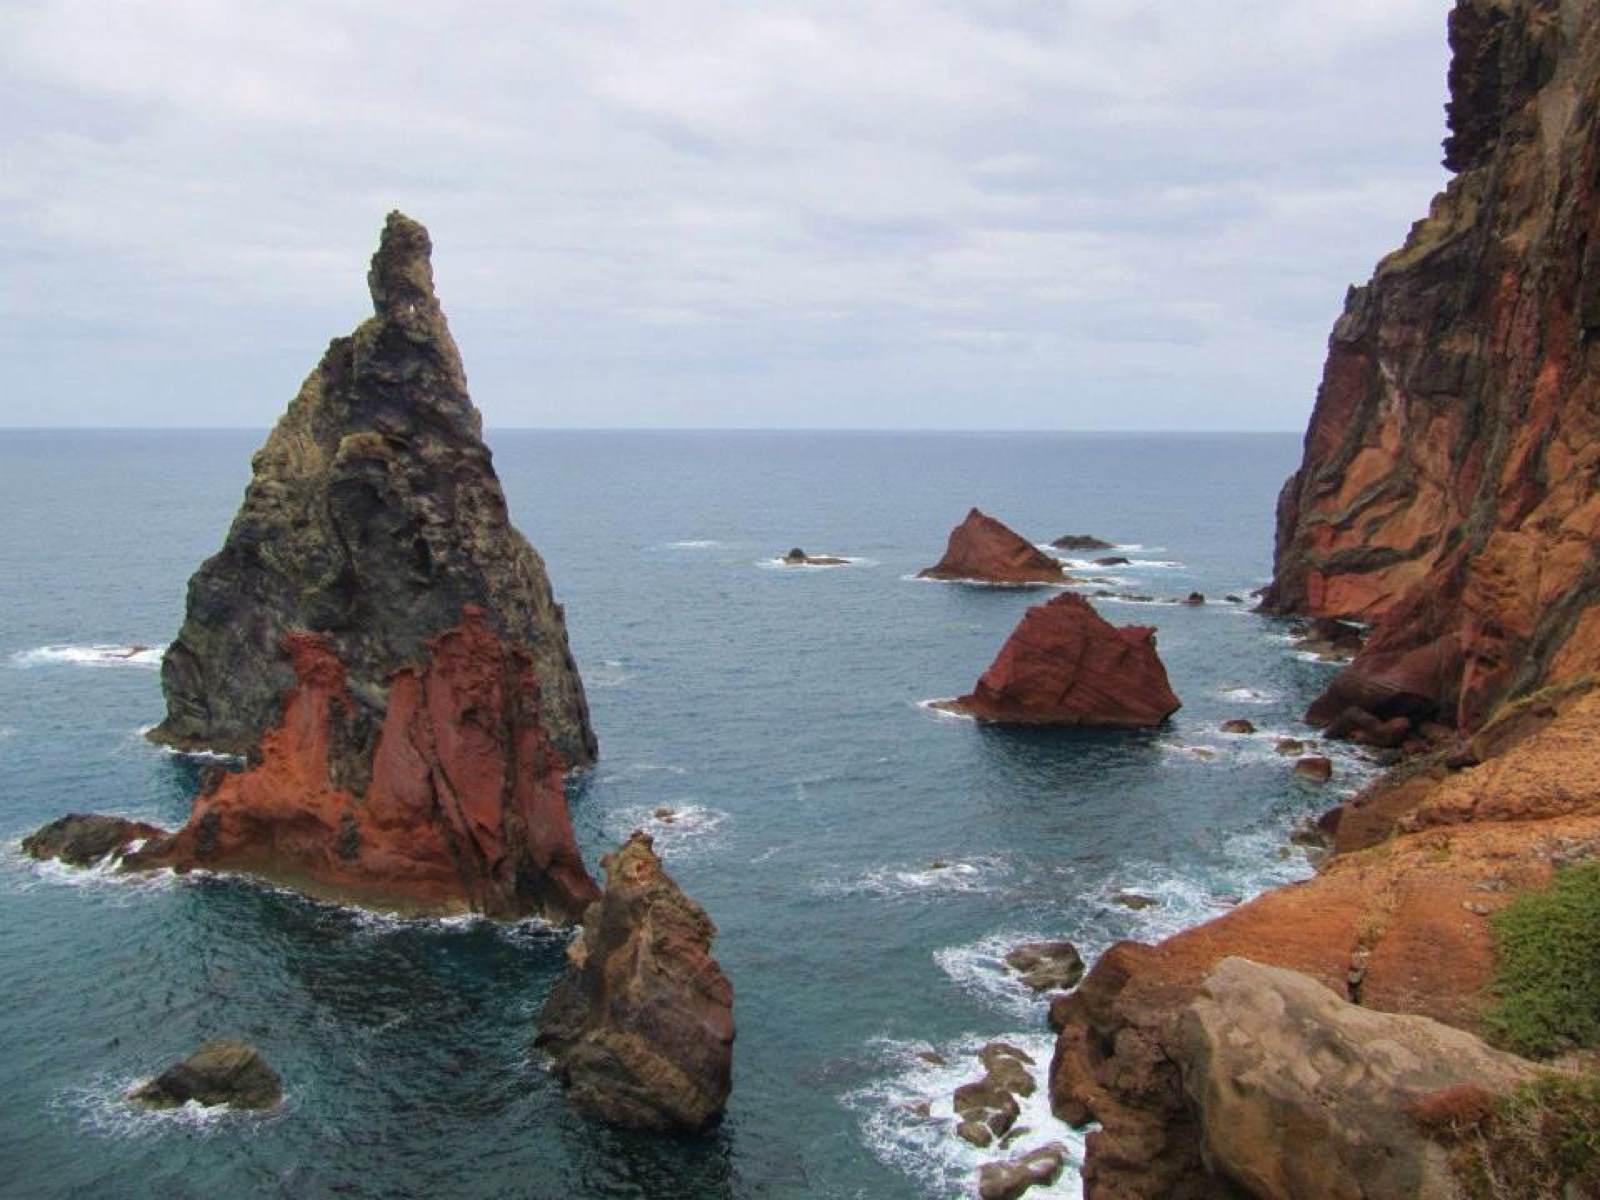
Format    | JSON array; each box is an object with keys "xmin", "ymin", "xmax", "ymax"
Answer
[{"xmin": 0, "ymin": 0, "xmax": 1451, "ymax": 429}]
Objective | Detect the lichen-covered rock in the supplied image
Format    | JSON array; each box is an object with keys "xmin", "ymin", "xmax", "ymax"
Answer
[
  {"xmin": 128, "ymin": 1040, "xmax": 283, "ymax": 1110},
  {"xmin": 126, "ymin": 606, "xmax": 599, "ymax": 920},
  {"xmin": 148, "ymin": 211, "xmax": 595, "ymax": 772},
  {"xmin": 1179, "ymin": 958, "xmax": 1536, "ymax": 1200},
  {"xmin": 936, "ymin": 593, "xmax": 1180, "ymax": 727},
  {"xmin": 918, "ymin": 509, "xmax": 1067, "ymax": 585},
  {"xmin": 1263, "ymin": 0, "xmax": 1600, "ymax": 739},
  {"xmin": 22, "ymin": 813, "xmax": 166, "ymax": 867},
  {"xmin": 535, "ymin": 832, "xmax": 733, "ymax": 1131}
]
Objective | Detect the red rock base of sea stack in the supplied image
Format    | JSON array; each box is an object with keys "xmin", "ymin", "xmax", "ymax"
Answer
[{"xmin": 128, "ymin": 605, "xmax": 598, "ymax": 920}]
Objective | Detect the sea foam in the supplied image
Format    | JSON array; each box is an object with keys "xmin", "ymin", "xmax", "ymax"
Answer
[{"xmin": 11, "ymin": 644, "xmax": 164, "ymax": 670}]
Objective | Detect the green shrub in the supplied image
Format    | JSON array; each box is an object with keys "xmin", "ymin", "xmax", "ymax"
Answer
[
  {"xmin": 1483, "ymin": 862, "xmax": 1600, "ymax": 1058},
  {"xmin": 1457, "ymin": 1072, "xmax": 1600, "ymax": 1198}
]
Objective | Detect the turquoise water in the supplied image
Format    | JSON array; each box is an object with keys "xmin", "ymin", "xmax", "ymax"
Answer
[{"xmin": 0, "ymin": 430, "xmax": 1368, "ymax": 1199}]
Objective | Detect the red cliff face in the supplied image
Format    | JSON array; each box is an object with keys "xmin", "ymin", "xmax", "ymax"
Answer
[
  {"xmin": 1266, "ymin": 0, "xmax": 1600, "ymax": 737},
  {"xmin": 128, "ymin": 605, "xmax": 598, "ymax": 921},
  {"xmin": 941, "ymin": 592, "xmax": 1180, "ymax": 727},
  {"xmin": 918, "ymin": 508, "xmax": 1068, "ymax": 585}
]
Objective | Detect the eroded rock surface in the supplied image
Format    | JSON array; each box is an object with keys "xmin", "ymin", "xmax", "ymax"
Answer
[
  {"xmin": 535, "ymin": 831, "xmax": 734, "ymax": 1131},
  {"xmin": 937, "ymin": 593, "xmax": 1180, "ymax": 727},
  {"xmin": 22, "ymin": 813, "xmax": 165, "ymax": 867},
  {"xmin": 128, "ymin": 1040, "xmax": 282, "ymax": 1110},
  {"xmin": 1263, "ymin": 0, "xmax": 1600, "ymax": 744},
  {"xmin": 1180, "ymin": 958, "xmax": 1536, "ymax": 1200},
  {"xmin": 126, "ymin": 606, "xmax": 599, "ymax": 920},
  {"xmin": 918, "ymin": 509, "xmax": 1067, "ymax": 585},
  {"xmin": 148, "ymin": 211, "xmax": 595, "ymax": 771}
]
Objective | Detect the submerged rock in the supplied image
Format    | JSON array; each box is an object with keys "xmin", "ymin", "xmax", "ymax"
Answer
[
  {"xmin": 936, "ymin": 593, "xmax": 1180, "ymax": 727},
  {"xmin": 1219, "ymin": 718, "xmax": 1256, "ymax": 735},
  {"xmin": 22, "ymin": 813, "xmax": 166, "ymax": 867},
  {"xmin": 1004, "ymin": 942, "xmax": 1085, "ymax": 992},
  {"xmin": 1051, "ymin": 534, "xmax": 1114, "ymax": 551},
  {"xmin": 918, "ymin": 509, "xmax": 1067, "ymax": 585},
  {"xmin": 781, "ymin": 548, "xmax": 850, "ymax": 566},
  {"xmin": 978, "ymin": 1143, "xmax": 1067, "ymax": 1200},
  {"xmin": 128, "ymin": 1040, "xmax": 282, "ymax": 1110},
  {"xmin": 97, "ymin": 213, "xmax": 599, "ymax": 921},
  {"xmin": 536, "ymin": 832, "xmax": 734, "ymax": 1132},
  {"xmin": 1180, "ymin": 958, "xmax": 1536, "ymax": 1200}
]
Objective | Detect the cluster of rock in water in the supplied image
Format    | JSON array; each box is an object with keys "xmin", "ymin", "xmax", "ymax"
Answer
[{"xmin": 28, "ymin": 3, "xmax": 1600, "ymax": 1192}]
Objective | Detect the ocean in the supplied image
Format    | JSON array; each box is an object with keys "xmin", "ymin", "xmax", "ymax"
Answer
[{"xmin": 0, "ymin": 429, "xmax": 1371, "ymax": 1199}]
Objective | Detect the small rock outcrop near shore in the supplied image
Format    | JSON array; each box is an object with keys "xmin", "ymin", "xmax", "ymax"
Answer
[
  {"xmin": 781, "ymin": 547, "xmax": 850, "ymax": 566},
  {"xmin": 1051, "ymin": 534, "xmax": 1114, "ymax": 551},
  {"xmin": 1181, "ymin": 958, "xmax": 1536, "ymax": 1200},
  {"xmin": 22, "ymin": 813, "xmax": 165, "ymax": 867},
  {"xmin": 978, "ymin": 1143, "xmax": 1067, "ymax": 1200},
  {"xmin": 536, "ymin": 832, "xmax": 734, "ymax": 1132},
  {"xmin": 918, "ymin": 509, "xmax": 1067, "ymax": 585},
  {"xmin": 36, "ymin": 213, "xmax": 602, "ymax": 921},
  {"xmin": 936, "ymin": 593, "xmax": 1180, "ymax": 727},
  {"xmin": 128, "ymin": 1040, "xmax": 283, "ymax": 1110},
  {"xmin": 953, "ymin": 1042, "xmax": 1036, "ymax": 1148},
  {"xmin": 1004, "ymin": 941, "xmax": 1085, "ymax": 992}
]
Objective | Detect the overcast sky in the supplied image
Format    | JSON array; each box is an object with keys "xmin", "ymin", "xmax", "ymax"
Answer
[{"xmin": 2, "ymin": 1, "xmax": 1452, "ymax": 431}]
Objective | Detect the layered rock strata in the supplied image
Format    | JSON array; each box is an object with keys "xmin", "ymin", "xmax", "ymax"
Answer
[
  {"xmin": 1264, "ymin": 0, "xmax": 1600, "ymax": 744},
  {"xmin": 935, "ymin": 593, "xmax": 1180, "ymax": 727},
  {"xmin": 149, "ymin": 211, "xmax": 595, "ymax": 771},
  {"xmin": 919, "ymin": 509, "xmax": 1067, "ymax": 585},
  {"xmin": 535, "ymin": 831, "xmax": 734, "ymax": 1131}
]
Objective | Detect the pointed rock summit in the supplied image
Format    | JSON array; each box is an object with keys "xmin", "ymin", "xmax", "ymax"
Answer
[
  {"xmin": 151, "ymin": 211, "xmax": 594, "ymax": 769},
  {"xmin": 42, "ymin": 212, "xmax": 600, "ymax": 919},
  {"xmin": 937, "ymin": 592, "xmax": 1179, "ymax": 727},
  {"xmin": 536, "ymin": 831, "xmax": 735, "ymax": 1131},
  {"xmin": 918, "ymin": 509, "xmax": 1067, "ymax": 585}
]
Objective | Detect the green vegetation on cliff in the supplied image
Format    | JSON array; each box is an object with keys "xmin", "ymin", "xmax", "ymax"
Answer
[{"xmin": 1484, "ymin": 863, "xmax": 1600, "ymax": 1057}]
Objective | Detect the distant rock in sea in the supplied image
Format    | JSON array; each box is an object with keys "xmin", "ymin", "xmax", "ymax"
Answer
[
  {"xmin": 1050, "ymin": 534, "xmax": 1114, "ymax": 551},
  {"xmin": 781, "ymin": 547, "xmax": 850, "ymax": 566},
  {"xmin": 918, "ymin": 509, "xmax": 1067, "ymax": 585},
  {"xmin": 935, "ymin": 592, "xmax": 1180, "ymax": 727},
  {"xmin": 36, "ymin": 212, "xmax": 600, "ymax": 921},
  {"xmin": 536, "ymin": 831, "xmax": 734, "ymax": 1131}
]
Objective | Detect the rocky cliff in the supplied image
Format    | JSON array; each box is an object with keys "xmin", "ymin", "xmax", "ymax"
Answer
[
  {"xmin": 936, "ymin": 593, "xmax": 1180, "ymax": 727},
  {"xmin": 535, "ymin": 831, "xmax": 735, "ymax": 1131},
  {"xmin": 1265, "ymin": 0, "xmax": 1600, "ymax": 738},
  {"xmin": 149, "ymin": 211, "xmax": 595, "ymax": 771}
]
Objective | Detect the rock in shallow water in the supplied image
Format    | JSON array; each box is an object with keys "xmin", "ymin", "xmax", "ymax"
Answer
[
  {"xmin": 535, "ymin": 831, "xmax": 734, "ymax": 1132},
  {"xmin": 128, "ymin": 1040, "xmax": 282, "ymax": 1110},
  {"xmin": 977, "ymin": 1142, "xmax": 1067, "ymax": 1200},
  {"xmin": 918, "ymin": 508, "xmax": 1066, "ymax": 585},
  {"xmin": 937, "ymin": 593, "xmax": 1180, "ymax": 727},
  {"xmin": 22, "ymin": 813, "xmax": 166, "ymax": 867},
  {"xmin": 1004, "ymin": 941, "xmax": 1085, "ymax": 992}
]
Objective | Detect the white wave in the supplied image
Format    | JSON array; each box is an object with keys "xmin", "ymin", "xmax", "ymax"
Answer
[
  {"xmin": 2, "ymin": 840, "xmax": 181, "ymax": 906},
  {"xmin": 933, "ymin": 932, "xmax": 1070, "ymax": 1021},
  {"xmin": 585, "ymin": 659, "xmax": 629, "ymax": 689},
  {"xmin": 11, "ymin": 643, "xmax": 164, "ymax": 669},
  {"xmin": 605, "ymin": 803, "xmax": 727, "ymax": 857},
  {"xmin": 815, "ymin": 856, "xmax": 1008, "ymax": 901},
  {"xmin": 842, "ymin": 1031, "xmax": 1086, "ymax": 1200},
  {"xmin": 916, "ymin": 698, "xmax": 975, "ymax": 722},
  {"xmin": 1218, "ymin": 686, "xmax": 1278, "ymax": 705},
  {"xmin": 757, "ymin": 555, "xmax": 874, "ymax": 571},
  {"xmin": 903, "ymin": 575, "xmax": 1073, "ymax": 590},
  {"xmin": 596, "ymin": 761, "xmax": 689, "ymax": 782},
  {"xmin": 54, "ymin": 1073, "xmax": 290, "ymax": 1139},
  {"xmin": 661, "ymin": 539, "xmax": 722, "ymax": 549}
]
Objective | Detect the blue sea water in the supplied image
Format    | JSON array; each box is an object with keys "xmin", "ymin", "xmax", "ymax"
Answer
[{"xmin": 0, "ymin": 430, "xmax": 1369, "ymax": 1200}]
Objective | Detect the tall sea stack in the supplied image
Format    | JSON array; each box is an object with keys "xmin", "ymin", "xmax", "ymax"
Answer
[
  {"xmin": 127, "ymin": 212, "xmax": 599, "ymax": 919},
  {"xmin": 1265, "ymin": 0, "xmax": 1600, "ymax": 738}
]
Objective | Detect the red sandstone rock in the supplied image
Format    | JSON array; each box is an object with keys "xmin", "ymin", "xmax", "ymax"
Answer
[
  {"xmin": 127, "ymin": 605, "xmax": 598, "ymax": 920},
  {"xmin": 939, "ymin": 593, "xmax": 1180, "ymax": 727},
  {"xmin": 918, "ymin": 509, "xmax": 1067, "ymax": 585},
  {"xmin": 1263, "ymin": 0, "xmax": 1600, "ymax": 736}
]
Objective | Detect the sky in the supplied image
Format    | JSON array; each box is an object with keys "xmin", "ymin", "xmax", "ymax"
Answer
[{"xmin": 1, "ymin": 1, "xmax": 1453, "ymax": 431}]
